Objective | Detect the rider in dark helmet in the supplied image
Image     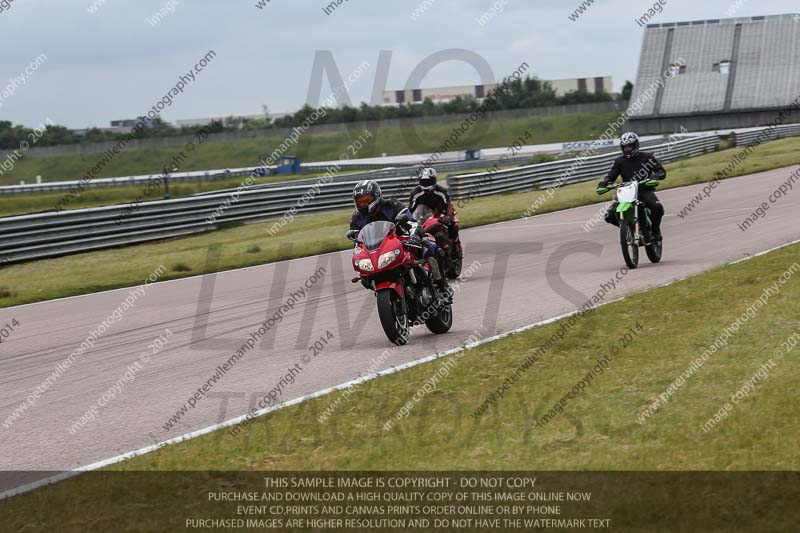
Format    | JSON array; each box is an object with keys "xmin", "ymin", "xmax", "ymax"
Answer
[
  {"xmin": 348, "ymin": 180, "xmax": 450, "ymax": 293},
  {"xmin": 408, "ymin": 167, "xmax": 463, "ymax": 260},
  {"xmin": 596, "ymin": 132, "xmax": 666, "ymax": 241},
  {"xmin": 348, "ymin": 180, "xmax": 406, "ymax": 231},
  {"xmin": 409, "ymin": 168, "xmax": 449, "ymax": 213}
]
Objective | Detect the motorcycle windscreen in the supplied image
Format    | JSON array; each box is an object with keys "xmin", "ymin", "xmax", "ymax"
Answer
[
  {"xmin": 359, "ymin": 221, "xmax": 394, "ymax": 251},
  {"xmin": 413, "ymin": 204, "xmax": 434, "ymax": 224}
]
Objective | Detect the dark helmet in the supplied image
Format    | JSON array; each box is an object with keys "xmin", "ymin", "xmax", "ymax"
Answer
[
  {"xmin": 353, "ymin": 180, "xmax": 382, "ymax": 215},
  {"xmin": 620, "ymin": 132, "xmax": 640, "ymax": 159},
  {"xmin": 417, "ymin": 167, "xmax": 438, "ymax": 189}
]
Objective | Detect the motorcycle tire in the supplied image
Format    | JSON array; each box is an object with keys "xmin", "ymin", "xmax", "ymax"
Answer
[
  {"xmin": 446, "ymin": 254, "xmax": 462, "ymax": 280},
  {"xmin": 644, "ymin": 213, "xmax": 662, "ymax": 263},
  {"xmin": 425, "ymin": 299, "xmax": 453, "ymax": 335},
  {"xmin": 377, "ymin": 289, "xmax": 409, "ymax": 346},
  {"xmin": 645, "ymin": 240, "xmax": 662, "ymax": 263},
  {"xmin": 620, "ymin": 220, "xmax": 639, "ymax": 269}
]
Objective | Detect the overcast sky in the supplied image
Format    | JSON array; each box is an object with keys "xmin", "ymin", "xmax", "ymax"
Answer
[{"xmin": 1, "ymin": 0, "xmax": 797, "ymax": 128}]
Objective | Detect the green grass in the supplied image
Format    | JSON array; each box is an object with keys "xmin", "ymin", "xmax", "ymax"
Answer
[
  {"xmin": 2, "ymin": 239, "xmax": 798, "ymax": 531},
  {"xmin": 0, "ymin": 112, "xmax": 619, "ymax": 187},
  {"xmin": 1, "ymin": 137, "xmax": 798, "ymax": 309}
]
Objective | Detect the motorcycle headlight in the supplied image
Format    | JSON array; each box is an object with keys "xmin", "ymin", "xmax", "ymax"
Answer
[
  {"xmin": 378, "ymin": 249, "xmax": 401, "ymax": 269},
  {"xmin": 355, "ymin": 258, "xmax": 374, "ymax": 272}
]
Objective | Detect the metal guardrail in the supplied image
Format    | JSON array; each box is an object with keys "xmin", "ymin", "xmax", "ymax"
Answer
[
  {"xmin": 446, "ymin": 135, "xmax": 721, "ymax": 201},
  {"xmin": 194, "ymin": 155, "xmax": 535, "ymax": 197},
  {"xmin": 0, "ymin": 176, "xmax": 422, "ymax": 264},
  {"xmin": 730, "ymin": 124, "xmax": 800, "ymax": 147},
  {"xmin": 0, "ymin": 168, "xmax": 261, "ymax": 196},
  {"xmin": 0, "ymin": 153, "xmax": 535, "ymax": 197},
  {"xmin": 0, "ymin": 136, "xmax": 717, "ymax": 265}
]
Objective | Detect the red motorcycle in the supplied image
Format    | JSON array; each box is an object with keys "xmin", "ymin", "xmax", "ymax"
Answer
[
  {"xmin": 350, "ymin": 212, "xmax": 453, "ymax": 346},
  {"xmin": 412, "ymin": 204, "xmax": 463, "ymax": 279}
]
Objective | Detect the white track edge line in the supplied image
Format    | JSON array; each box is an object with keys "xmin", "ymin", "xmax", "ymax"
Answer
[{"xmin": 3, "ymin": 237, "xmax": 799, "ymax": 501}]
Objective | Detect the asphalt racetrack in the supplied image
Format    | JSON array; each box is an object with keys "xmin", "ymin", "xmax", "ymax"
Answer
[{"xmin": 1, "ymin": 166, "xmax": 798, "ymax": 493}]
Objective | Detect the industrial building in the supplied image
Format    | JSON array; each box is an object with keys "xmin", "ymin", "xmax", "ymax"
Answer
[{"xmin": 381, "ymin": 76, "xmax": 614, "ymax": 105}]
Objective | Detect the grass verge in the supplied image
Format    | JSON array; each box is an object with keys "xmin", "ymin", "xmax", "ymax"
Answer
[
  {"xmin": 2, "ymin": 238, "xmax": 798, "ymax": 530},
  {"xmin": 1, "ymin": 137, "xmax": 798, "ymax": 308},
  {"xmin": 0, "ymin": 112, "xmax": 618, "ymax": 186}
]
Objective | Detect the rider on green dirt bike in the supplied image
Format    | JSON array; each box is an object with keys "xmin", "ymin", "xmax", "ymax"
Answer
[{"xmin": 596, "ymin": 132, "xmax": 666, "ymax": 241}]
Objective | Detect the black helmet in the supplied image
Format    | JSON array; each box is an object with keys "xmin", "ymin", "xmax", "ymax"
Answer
[
  {"xmin": 353, "ymin": 180, "xmax": 382, "ymax": 215},
  {"xmin": 620, "ymin": 132, "xmax": 640, "ymax": 159},
  {"xmin": 417, "ymin": 167, "xmax": 438, "ymax": 189}
]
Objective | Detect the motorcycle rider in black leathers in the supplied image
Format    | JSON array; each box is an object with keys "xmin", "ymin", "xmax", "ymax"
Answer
[
  {"xmin": 408, "ymin": 167, "xmax": 463, "ymax": 262},
  {"xmin": 597, "ymin": 132, "xmax": 666, "ymax": 241},
  {"xmin": 348, "ymin": 180, "xmax": 450, "ymax": 292}
]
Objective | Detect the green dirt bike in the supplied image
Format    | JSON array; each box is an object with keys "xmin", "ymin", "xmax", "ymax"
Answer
[{"xmin": 597, "ymin": 179, "xmax": 662, "ymax": 269}]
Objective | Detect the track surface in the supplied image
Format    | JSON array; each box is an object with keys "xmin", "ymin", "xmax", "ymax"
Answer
[{"xmin": 1, "ymin": 166, "xmax": 798, "ymax": 491}]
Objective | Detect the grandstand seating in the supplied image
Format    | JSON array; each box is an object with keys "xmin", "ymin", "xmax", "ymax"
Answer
[{"xmin": 630, "ymin": 14, "xmax": 800, "ymax": 117}]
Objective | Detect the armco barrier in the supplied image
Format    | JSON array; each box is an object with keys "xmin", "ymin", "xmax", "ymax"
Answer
[
  {"xmin": 0, "ymin": 135, "xmax": 739, "ymax": 265},
  {"xmin": 446, "ymin": 135, "xmax": 720, "ymax": 201},
  {"xmin": 0, "ymin": 177, "xmax": 418, "ymax": 264},
  {"xmin": 730, "ymin": 124, "xmax": 800, "ymax": 148}
]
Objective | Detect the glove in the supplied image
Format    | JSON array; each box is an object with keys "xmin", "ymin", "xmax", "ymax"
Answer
[
  {"xmin": 346, "ymin": 229, "xmax": 359, "ymax": 241},
  {"xmin": 642, "ymin": 179, "xmax": 660, "ymax": 187},
  {"xmin": 407, "ymin": 233, "xmax": 423, "ymax": 248},
  {"xmin": 596, "ymin": 185, "xmax": 610, "ymax": 195}
]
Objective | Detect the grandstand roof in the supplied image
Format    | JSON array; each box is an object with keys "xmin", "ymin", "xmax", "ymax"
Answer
[{"xmin": 629, "ymin": 13, "xmax": 800, "ymax": 117}]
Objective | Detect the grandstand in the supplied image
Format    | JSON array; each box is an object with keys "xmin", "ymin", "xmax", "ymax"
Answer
[{"xmin": 628, "ymin": 14, "xmax": 800, "ymax": 133}]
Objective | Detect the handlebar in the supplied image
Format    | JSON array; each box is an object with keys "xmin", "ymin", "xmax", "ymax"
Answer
[{"xmin": 597, "ymin": 177, "xmax": 661, "ymax": 195}]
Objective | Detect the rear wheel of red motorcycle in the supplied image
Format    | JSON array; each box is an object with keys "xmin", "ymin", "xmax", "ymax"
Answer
[
  {"xmin": 446, "ymin": 255, "xmax": 462, "ymax": 280},
  {"xmin": 425, "ymin": 301, "xmax": 453, "ymax": 335},
  {"xmin": 377, "ymin": 290, "xmax": 409, "ymax": 346}
]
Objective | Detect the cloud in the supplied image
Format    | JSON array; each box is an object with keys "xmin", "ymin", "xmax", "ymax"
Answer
[{"xmin": 1, "ymin": 0, "xmax": 797, "ymax": 127}]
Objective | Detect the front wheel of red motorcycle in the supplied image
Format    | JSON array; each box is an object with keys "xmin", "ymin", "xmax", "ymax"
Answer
[{"xmin": 377, "ymin": 289, "xmax": 409, "ymax": 346}]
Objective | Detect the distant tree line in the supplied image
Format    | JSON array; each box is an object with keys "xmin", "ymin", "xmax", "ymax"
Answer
[{"xmin": 0, "ymin": 76, "xmax": 631, "ymax": 150}]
